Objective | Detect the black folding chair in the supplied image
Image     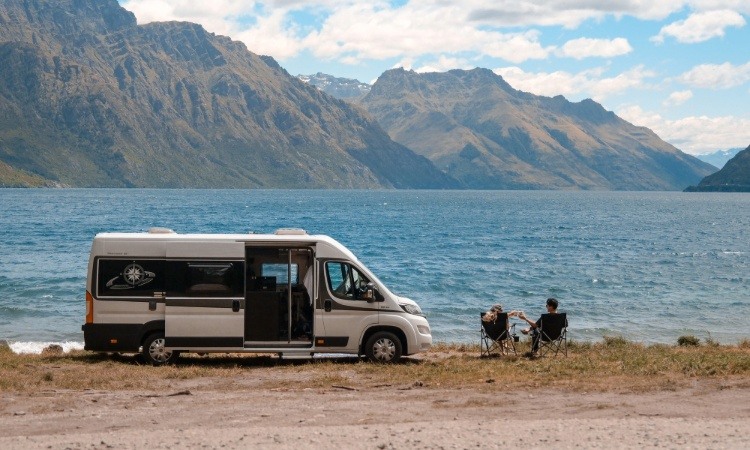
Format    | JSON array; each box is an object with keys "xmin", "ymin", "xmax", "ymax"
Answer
[
  {"xmin": 536, "ymin": 313, "xmax": 568, "ymax": 357},
  {"xmin": 480, "ymin": 312, "xmax": 517, "ymax": 357}
]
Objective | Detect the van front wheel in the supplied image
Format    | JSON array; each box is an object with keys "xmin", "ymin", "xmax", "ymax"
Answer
[
  {"xmin": 365, "ymin": 332, "xmax": 402, "ymax": 363},
  {"xmin": 142, "ymin": 332, "xmax": 179, "ymax": 366}
]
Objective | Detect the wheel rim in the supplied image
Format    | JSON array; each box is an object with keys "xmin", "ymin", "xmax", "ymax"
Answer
[
  {"xmin": 372, "ymin": 337, "xmax": 396, "ymax": 361},
  {"xmin": 148, "ymin": 337, "xmax": 172, "ymax": 363}
]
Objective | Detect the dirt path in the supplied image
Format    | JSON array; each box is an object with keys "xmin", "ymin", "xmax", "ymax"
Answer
[{"xmin": 2, "ymin": 375, "xmax": 749, "ymax": 449}]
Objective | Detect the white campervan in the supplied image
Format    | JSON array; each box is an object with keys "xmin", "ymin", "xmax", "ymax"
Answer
[{"xmin": 82, "ymin": 228, "xmax": 432, "ymax": 365}]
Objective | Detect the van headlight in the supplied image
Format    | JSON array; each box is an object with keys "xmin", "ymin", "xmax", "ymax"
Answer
[{"xmin": 400, "ymin": 303, "xmax": 423, "ymax": 315}]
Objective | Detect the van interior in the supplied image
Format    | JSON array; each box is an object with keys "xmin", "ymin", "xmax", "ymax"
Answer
[{"xmin": 245, "ymin": 247, "xmax": 313, "ymax": 345}]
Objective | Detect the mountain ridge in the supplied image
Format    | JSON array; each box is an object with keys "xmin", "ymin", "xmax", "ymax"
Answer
[
  {"xmin": 0, "ymin": 1, "xmax": 718, "ymax": 190},
  {"xmin": 358, "ymin": 68, "xmax": 715, "ymax": 190},
  {"xmin": 696, "ymin": 148, "xmax": 741, "ymax": 169},
  {"xmin": 0, "ymin": 0, "xmax": 457, "ymax": 188},
  {"xmin": 685, "ymin": 145, "xmax": 750, "ymax": 192}
]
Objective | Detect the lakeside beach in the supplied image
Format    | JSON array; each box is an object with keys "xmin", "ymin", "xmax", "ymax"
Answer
[{"xmin": 2, "ymin": 342, "xmax": 750, "ymax": 448}]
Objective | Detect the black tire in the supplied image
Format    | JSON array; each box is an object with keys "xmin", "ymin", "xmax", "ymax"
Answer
[
  {"xmin": 142, "ymin": 332, "xmax": 179, "ymax": 366},
  {"xmin": 365, "ymin": 331, "xmax": 402, "ymax": 363}
]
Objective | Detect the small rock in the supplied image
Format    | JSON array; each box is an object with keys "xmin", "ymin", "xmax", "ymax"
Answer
[{"xmin": 41, "ymin": 344, "xmax": 64, "ymax": 356}]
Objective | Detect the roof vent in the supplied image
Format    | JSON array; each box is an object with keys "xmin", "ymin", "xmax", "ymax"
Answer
[
  {"xmin": 148, "ymin": 227, "xmax": 176, "ymax": 234},
  {"xmin": 274, "ymin": 228, "xmax": 307, "ymax": 236}
]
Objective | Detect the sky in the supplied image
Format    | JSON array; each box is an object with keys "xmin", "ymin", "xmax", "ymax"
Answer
[{"xmin": 118, "ymin": 1, "xmax": 750, "ymax": 156}]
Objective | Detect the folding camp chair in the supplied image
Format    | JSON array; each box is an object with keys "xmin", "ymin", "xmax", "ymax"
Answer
[
  {"xmin": 535, "ymin": 313, "xmax": 568, "ymax": 357},
  {"xmin": 480, "ymin": 312, "xmax": 517, "ymax": 357}
]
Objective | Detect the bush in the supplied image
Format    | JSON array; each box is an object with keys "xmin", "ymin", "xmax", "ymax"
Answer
[
  {"xmin": 603, "ymin": 336, "xmax": 630, "ymax": 347},
  {"xmin": 677, "ymin": 335, "xmax": 700, "ymax": 346}
]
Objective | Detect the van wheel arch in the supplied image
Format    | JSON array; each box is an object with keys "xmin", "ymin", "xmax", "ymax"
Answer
[
  {"xmin": 361, "ymin": 327, "xmax": 407, "ymax": 363},
  {"xmin": 141, "ymin": 331, "xmax": 180, "ymax": 366}
]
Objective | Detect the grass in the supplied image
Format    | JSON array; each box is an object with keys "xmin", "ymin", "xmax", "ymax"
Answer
[{"xmin": 1, "ymin": 339, "xmax": 749, "ymax": 394}]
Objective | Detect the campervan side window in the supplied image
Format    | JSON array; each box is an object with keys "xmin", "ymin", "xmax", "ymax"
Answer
[
  {"xmin": 262, "ymin": 263, "xmax": 298, "ymax": 285},
  {"xmin": 97, "ymin": 259, "xmax": 166, "ymax": 297},
  {"xmin": 325, "ymin": 261, "xmax": 370, "ymax": 301},
  {"xmin": 167, "ymin": 261, "xmax": 244, "ymax": 297}
]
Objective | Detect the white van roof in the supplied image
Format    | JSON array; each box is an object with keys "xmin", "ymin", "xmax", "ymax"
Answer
[{"xmin": 92, "ymin": 228, "xmax": 358, "ymax": 260}]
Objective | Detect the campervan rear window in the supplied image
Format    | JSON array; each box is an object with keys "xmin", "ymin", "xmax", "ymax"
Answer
[
  {"xmin": 167, "ymin": 261, "xmax": 244, "ymax": 297},
  {"xmin": 97, "ymin": 259, "xmax": 165, "ymax": 297}
]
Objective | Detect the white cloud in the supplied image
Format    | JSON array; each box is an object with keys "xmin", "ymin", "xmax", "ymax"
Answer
[
  {"xmin": 559, "ymin": 37, "xmax": 632, "ymax": 59},
  {"xmin": 618, "ymin": 106, "xmax": 750, "ymax": 155},
  {"xmin": 302, "ymin": 4, "xmax": 552, "ymax": 64},
  {"xmin": 413, "ymin": 56, "xmax": 474, "ymax": 74},
  {"xmin": 663, "ymin": 90, "xmax": 693, "ymax": 106},
  {"xmin": 234, "ymin": 10, "xmax": 304, "ymax": 59},
  {"xmin": 121, "ymin": 0, "xmax": 255, "ymax": 36},
  {"xmin": 464, "ymin": 0, "xmax": 686, "ymax": 28},
  {"xmin": 118, "ymin": 1, "xmax": 713, "ymax": 66},
  {"xmin": 652, "ymin": 10, "xmax": 746, "ymax": 43},
  {"xmin": 677, "ymin": 61, "xmax": 750, "ymax": 88},
  {"xmin": 493, "ymin": 65, "xmax": 655, "ymax": 101}
]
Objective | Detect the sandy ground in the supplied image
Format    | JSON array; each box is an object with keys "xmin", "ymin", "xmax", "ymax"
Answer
[{"xmin": 1, "ymin": 359, "xmax": 749, "ymax": 449}]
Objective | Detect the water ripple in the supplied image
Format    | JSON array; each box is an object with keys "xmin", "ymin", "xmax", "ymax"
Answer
[{"xmin": 1, "ymin": 189, "xmax": 748, "ymax": 345}]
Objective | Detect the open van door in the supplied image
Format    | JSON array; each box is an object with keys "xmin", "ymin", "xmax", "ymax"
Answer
[
  {"xmin": 244, "ymin": 246, "xmax": 315, "ymax": 347},
  {"xmin": 164, "ymin": 242, "xmax": 245, "ymax": 349}
]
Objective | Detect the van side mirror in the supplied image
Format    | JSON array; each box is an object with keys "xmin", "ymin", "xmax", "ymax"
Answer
[{"xmin": 364, "ymin": 282, "xmax": 384, "ymax": 302}]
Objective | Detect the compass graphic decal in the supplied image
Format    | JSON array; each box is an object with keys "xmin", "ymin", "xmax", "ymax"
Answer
[{"xmin": 106, "ymin": 263, "xmax": 156, "ymax": 290}]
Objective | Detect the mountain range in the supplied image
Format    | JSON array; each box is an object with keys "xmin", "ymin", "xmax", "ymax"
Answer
[
  {"xmin": 685, "ymin": 145, "xmax": 750, "ymax": 192},
  {"xmin": 0, "ymin": 0, "xmax": 716, "ymax": 190},
  {"xmin": 298, "ymin": 73, "xmax": 371, "ymax": 101},
  {"xmin": 304, "ymin": 69, "xmax": 715, "ymax": 190},
  {"xmin": 0, "ymin": 0, "xmax": 453, "ymax": 188},
  {"xmin": 695, "ymin": 148, "xmax": 743, "ymax": 169}
]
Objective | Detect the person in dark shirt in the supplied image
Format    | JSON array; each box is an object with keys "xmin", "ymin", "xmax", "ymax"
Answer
[{"xmin": 519, "ymin": 298, "xmax": 559, "ymax": 354}]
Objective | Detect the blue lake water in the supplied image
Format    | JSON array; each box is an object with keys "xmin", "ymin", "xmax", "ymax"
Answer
[{"xmin": 0, "ymin": 189, "xmax": 748, "ymax": 352}]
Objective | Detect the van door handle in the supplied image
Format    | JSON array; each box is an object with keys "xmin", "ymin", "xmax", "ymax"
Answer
[
  {"xmin": 232, "ymin": 299, "xmax": 240, "ymax": 312},
  {"xmin": 324, "ymin": 298, "xmax": 332, "ymax": 312}
]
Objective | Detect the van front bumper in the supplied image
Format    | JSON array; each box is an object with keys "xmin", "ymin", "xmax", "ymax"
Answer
[{"xmin": 412, "ymin": 316, "xmax": 433, "ymax": 352}]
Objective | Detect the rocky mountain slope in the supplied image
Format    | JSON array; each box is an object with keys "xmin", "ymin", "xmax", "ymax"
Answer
[
  {"xmin": 685, "ymin": 145, "xmax": 750, "ymax": 192},
  {"xmin": 360, "ymin": 68, "xmax": 715, "ymax": 190},
  {"xmin": 0, "ymin": 0, "xmax": 455, "ymax": 188},
  {"xmin": 298, "ymin": 73, "xmax": 371, "ymax": 101},
  {"xmin": 696, "ymin": 148, "xmax": 741, "ymax": 169}
]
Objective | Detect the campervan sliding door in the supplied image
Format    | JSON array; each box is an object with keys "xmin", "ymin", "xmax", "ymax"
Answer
[
  {"xmin": 164, "ymin": 242, "xmax": 245, "ymax": 350},
  {"xmin": 244, "ymin": 246, "xmax": 314, "ymax": 347}
]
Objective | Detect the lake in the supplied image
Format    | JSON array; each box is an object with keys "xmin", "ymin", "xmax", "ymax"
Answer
[{"xmin": 0, "ymin": 189, "xmax": 747, "ymax": 352}]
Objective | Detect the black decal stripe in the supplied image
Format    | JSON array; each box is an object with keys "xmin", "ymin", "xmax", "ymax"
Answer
[
  {"xmin": 165, "ymin": 298, "xmax": 244, "ymax": 308},
  {"xmin": 243, "ymin": 343, "xmax": 313, "ymax": 349},
  {"xmin": 315, "ymin": 337, "xmax": 349, "ymax": 347},
  {"xmin": 320, "ymin": 298, "xmax": 381, "ymax": 312},
  {"xmin": 165, "ymin": 337, "xmax": 244, "ymax": 348},
  {"xmin": 95, "ymin": 297, "xmax": 165, "ymax": 303}
]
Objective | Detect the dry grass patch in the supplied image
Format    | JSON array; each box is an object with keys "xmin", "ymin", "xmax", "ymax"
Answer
[{"xmin": 1, "ymin": 339, "xmax": 749, "ymax": 394}]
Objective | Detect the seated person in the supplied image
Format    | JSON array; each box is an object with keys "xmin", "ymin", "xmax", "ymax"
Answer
[
  {"xmin": 482, "ymin": 304, "xmax": 522, "ymax": 324},
  {"xmin": 519, "ymin": 297, "xmax": 559, "ymax": 354}
]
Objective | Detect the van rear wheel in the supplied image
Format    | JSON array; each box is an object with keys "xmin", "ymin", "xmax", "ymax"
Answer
[
  {"xmin": 142, "ymin": 332, "xmax": 179, "ymax": 366},
  {"xmin": 365, "ymin": 331, "xmax": 402, "ymax": 363}
]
